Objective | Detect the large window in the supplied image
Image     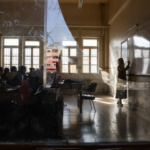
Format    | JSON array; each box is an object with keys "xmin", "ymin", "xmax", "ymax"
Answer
[
  {"xmin": 82, "ymin": 39, "xmax": 98, "ymax": 73},
  {"xmin": 25, "ymin": 40, "xmax": 40, "ymax": 71},
  {"xmin": 62, "ymin": 41, "xmax": 77, "ymax": 73},
  {"xmin": 3, "ymin": 38, "xmax": 19, "ymax": 69}
]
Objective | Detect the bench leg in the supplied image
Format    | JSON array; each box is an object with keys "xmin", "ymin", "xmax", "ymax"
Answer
[
  {"xmin": 91, "ymin": 100, "xmax": 96, "ymax": 112},
  {"xmin": 89, "ymin": 100, "xmax": 92, "ymax": 109}
]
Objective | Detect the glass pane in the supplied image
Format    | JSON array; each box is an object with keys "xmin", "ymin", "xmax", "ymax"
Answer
[
  {"xmin": 83, "ymin": 57, "xmax": 89, "ymax": 64},
  {"xmin": 33, "ymin": 48, "xmax": 39, "ymax": 56},
  {"xmin": 70, "ymin": 65, "xmax": 77, "ymax": 73},
  {"xmin": 91, "ymin": 65, "xmax": 97, "ymax": 73},
  {"xmin": 62, "ymin": 41, "xmax": 77, "ymax": 46},
  {"xmin": 83, "ymin": 65, "xmax": 89, "ymax": 73},
  {"xmin": 12, "ymin": 48, "xmax": 18, "ymax": 56},
  {"xmin": 33, "ymin": 65, "xmax": 39, "ymax": 70},
  {"xmin": 83, "ymin": 49, "xmax": 89, "ymax": 56},
  {"xmin": 4, "ymin": 48, "xmax": 10, "ymax": 56},
  {"xmin": 25, "ymin": 65, "xmax": 31, "ymax": 72},
  {"xmin": 4, "ymin": 65, "xmax": 10, "ymax": 69},
  {"xmin": 4, "ymin": 57, "xmax": 10, "ymax": 64},
  {"xmin": 12, "ymin": 57, "xmax": 18, "ymax": 65},
  {"xmin": 134, "ymin": 49, "xmax": 141, "ymax": 58},
  {"xmin": 4, "ymin": 38, "xmax": 19, "ymax": 46},
  {"xmin": 33, "ymin": 57, "xmax": 39, "ymax": 64},
  {"xmin": 25, "ymin": 48, "xmax": 31, "ymax": 56},
  {"xmin": 91, "ymin": 49, "xmax": 97, "ymax": 56},
  {"xmin": 62, "ymin": 48, "xmax": 68, "ymax": 56},
  {"xmin": 25, "ymin": 41, "xmax": 40, "ymax": 46},
  {"xmin": 62, "ymin": 57, "xmax": 68, "ymax": 64},
  {"xmin": 91, "ymin": 57, "xmax": 97, "ymax": 65},
  {"xmin": 25, "ymin": 57, "xmax": 31, "ymax": 65},
  {"xmin": 83, "ymin": 39, "xmax": 97, "ymax": 46},
  {"xmin": 62, "ymin": 65, "xmax": 68, "ymax": 73},
  {"xmin": 70, "ymin": 48, "xmax": 77, "ymax": 56},
  {"xmin": 143, "ymin": 50, "xmax": 149, "ymax": 58}
]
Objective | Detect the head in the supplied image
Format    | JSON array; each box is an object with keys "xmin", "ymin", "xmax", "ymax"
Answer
[
  {"xmin": 19, "ymin": 66, "xmax": 26, "ymax": 74},
  {"xmin": 29, "ymin": 68, "xmax": 35, "ymax": 73},
  {"xmin": 0, "ymin": 67, "xmax": 3, "ymax": 75},
  {"xmin": 4, "ymin": 68, "xmax": 9, "ymax": 74},
  {"xmin": 11, "ymin": 66, "xmax": 17, "ymax": 72},
  {"xmin": 118, "ymin": 58, "xmax": 124, "ymax": 65}
]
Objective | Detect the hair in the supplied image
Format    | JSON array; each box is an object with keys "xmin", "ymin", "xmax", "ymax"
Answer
[
  {"xmin": 4, "ymin": 68, "xmax": 9, "ymax": 74},
  {"xmin": 118, "ymin": 58, "xmax": 124, "ymax": 64},
  {"xmin": 0, "ymin": 67, "xmax": 3, "ymax": 71},
  {"xmin": 29, "ymin": 68, "xmax": 35, "ymax": 72},
  {"xmin": 19, "ymin": 66, "xmax": 26, "ymax": 71},
  {"xmin": 11, "ymin": 66, "xmax": 17, "ymax": 72}
]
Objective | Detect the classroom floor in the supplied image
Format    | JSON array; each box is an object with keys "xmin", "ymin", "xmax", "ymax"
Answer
[{"xmin": 58, "ymin": 95, "xmax": 150, "ymax": 144}]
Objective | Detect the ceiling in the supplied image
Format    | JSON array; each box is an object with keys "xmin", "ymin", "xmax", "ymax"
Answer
[{"xmin": 58, "ymin": 0, "xmax": 108, "ymax": 4}]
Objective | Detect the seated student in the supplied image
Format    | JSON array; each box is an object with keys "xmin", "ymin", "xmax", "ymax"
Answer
[
  {"xmin": 17, "ymin": 66, "xmax": 27, "ymax": 85},
  {"xmin": 0, "ymin": 67, "xmax": 3, "ymax": 76},
  {"xmin": 29, "ymin": 68, "xmax": 35, "ymax": 74},
  {"xmin": 1, "ymin": 68, "xmax": 9, "ymax": 81},
  {"xmin": 6, "ymin": 66, "xmax": 18, "ymax": 87}
]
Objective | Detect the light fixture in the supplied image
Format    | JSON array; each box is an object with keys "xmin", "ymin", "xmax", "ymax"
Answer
[{"xmin": 78, "ymin": 0, "xmax": 84, "ymax": 9}]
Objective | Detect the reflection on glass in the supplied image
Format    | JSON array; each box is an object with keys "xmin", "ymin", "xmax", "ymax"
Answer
[
  {"xmin": 25, "ymin": 48, "xmax": 31, "ymax": 56},
  {"xmin": 12, "ymin": 48, "xmax": 18, "ymax": 56},
  {"xmin": 25, "ymin": 57, "xmax": 31, "ymax": 65},
  {"xmin": 62, "ymin": 48, "xmax": 68, "ymax": 56},
  {"xmin": 70, "ymin": 65, "xmax": 77, "ymax": 73},
  {"xmin": 91, "ymin": 49, "xmax": 97, "ymax": 56},
  {"xmin": 25, "ymin": 41, "xmax": 40, "ymax": 46},
  {"xmin": 62, "ymin": 57, "xmax": 68, "ymax": 64},
  {"xmin": 143, "ymin": 50, "xmax": 149, "ymax": 58},
  {"xmin": 4, "ymin": 38, "xmax": 19, "ymax": 46},
  {"xmin": 70, "ymin": 48, "xmax": 77, "ymax": 56},
  {"xmin": 62, "ymin": 41, "xmax": 77, "ymax": 46},
  {"xmin": 83, "ymin": 57, "xmax": 89, "ymax": 64},
  {"xmin": 4, "ymin": 57, "xmax": 10, "ymax": 64},
  {"xmin": 91, "ymin": 65, "xmax": 97, "ymax": 73},
  {"xmin": 83, "ymin": 39, "xmax": 97, "ymax": 46},
  {"xmin": 62, "ymin": 65, "xmax": 68, "ymax": 73},
  {"xmin": 33, "ymin": 48, "xmax": 39, "ymax": 56},
  {"xmin": 91, "ymin": 57, "xmax": 97, "ymax": 65},
  {"xmin": 121, "ymin": 41, "xmax": 128, "ymax": 62},
  {"xmin": 83, "ymin": 49, "xmax": 89, "ymax": 56},
  {"xmin": 33, "ymin": 57, "xmax": 39, "ymax": 65},
  {"xmin": 133, "ymin": 36, "xmax": 150, "ymax": 48},
  {"xmin": 12, "ymin": 57, "xmax": 18, "ymax": 65}
]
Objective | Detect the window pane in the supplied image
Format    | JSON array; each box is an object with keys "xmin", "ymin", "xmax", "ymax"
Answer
[
  {"xmin": 83, "ymin": 49, "xmax": 89, "ymax": 56},
  {"xmin": 33, "ymin": 48, "xmax": 39, "ymax": 56},
  {"xmin": 25, "ymin": 65, "xmax": 30, "ymax": 72},
  {"xmin": 62, "ymin": 57, "xmax": 68, "ymax": 64},
  {"xmin": 83, "ymin": 57, "xmax": 89, "ymax": 64},
  {"xmin": 91, "ymin": 65, "xmax": 97, "ymax": 73},
  {"xmin": 134, "ymin": 49, "xmax": 141, "ymax": 58},
  {"xmin": 83, "ymin": 65, "xmax": 89, "ymax": 73},
  {"xmin": 4, "ymin": 48, "xmax": 10, "ymax": 56},
  {"xmin": 12, "ymin": 48, "xmax": 18, "ymax": 56},
  {"xmin": 83, "ymin": 39, "xmax": 97, "ymax": 46},
  {"xmin": 62, "ymin": 48, "xmax": 68, "ymax": 56},
  {"xmin": 62, "ymin": 65, "xmax": 68, "ymax": 73},
  {"xmin": 4, "ymin": 38, "xmax": 19, "ymax": 46},
  {"xmin": 25, "ymin": 41, "xmax": 40, "ymax": 46},
  {"xmin": 4, "ymin": 57, "xmax": 10, "ymax": 64},
  {"xmin": 4, "ymin": 65, "xmax": 10, "ymax": 69},
  {"xmin": 25, "ymin": 48, "xmax": 31, "ymax": 56},
  {"xmin": 143, "ymin": 50, "xmax": 149, "ymax": 58},
  {"xmin": 70, "ymin": 65, "xmax": 77, "ymax": 73},
  {"xmin": 33, "ymin": 57, "xmax": 39, "ymax": 64},
  {"xmin": 91, "ymin": 49, "xmax": 97, "ymax": 56},
  {"xmin": 33, "ymin": 65, "xmax": 39, "ymax": 70},
  {"xmin": 91, "ymin": 57, "xmax": 97, "ymax": 65},
  {"xmin": 12, "ymin": 57, "xmax": 18, "ymax": 65},
  {"xmin": 62, "ymin": 41, "xmax": 77, "ymax": 46},
  {"xmin": 70, "ymin": 48, "xmax": 77, "ymax": 56},
  {"xmin": 25, "ymin": 57, "xmax": 31, "ymax": 65}
]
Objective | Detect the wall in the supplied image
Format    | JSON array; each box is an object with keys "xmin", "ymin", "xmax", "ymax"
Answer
[
  {"xmin": 59, "ymin": 3, "xmax": 109, "ymax": 94},
  {"xmin": 108, "ymin": 0, "xmax": 150, "ymax": 118}
]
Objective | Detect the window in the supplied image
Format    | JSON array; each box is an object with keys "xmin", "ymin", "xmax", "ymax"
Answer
[
  {"xmin": 53, "ymin": 63, "xmax": 56, "ymax": 66},
  {"xmin": 25, "ymin": 40, "xmax": 40, "ymax": 71},
  {"xmin": 47, "ymin": 64, "xmax": 51, "ymax": 66},
  {"xmin": 62, "ymin": 41, "xmax": 77, "ymax": 73},
  {"xmin": 47, "ymin": 56, "xmax": 51, "ymax": 60},
  {"xmin": 82, "ymin": 39, "xmax": 98, "ymax": 73},
  {"xmin": 3, "ymin": 38, "xmax": 19, "ymax": 69},
  {"xmin": 47, "ymin": 50, "xmax": 51, "ymax": 53},
  {"xmin": 53, "ymin": 56, "xmax": 58, "ymax": 60},
  {"xmin": 52, "ymin": 49, "xmax": 58, "ymax": 53}
]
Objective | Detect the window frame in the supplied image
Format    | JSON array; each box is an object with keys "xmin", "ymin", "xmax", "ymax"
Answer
[{"xmin": 82, "ymin": 38, "xmax": 98, "ymax": 74}]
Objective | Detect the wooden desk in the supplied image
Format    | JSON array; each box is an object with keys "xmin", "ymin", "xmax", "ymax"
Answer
[{"xmin": 58, "ymin": 81, "xmax": 83, "ymax": 113}]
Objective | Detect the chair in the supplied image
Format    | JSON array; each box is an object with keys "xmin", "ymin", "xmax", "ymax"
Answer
[{"xmin": 79, "ymin": 83, "xmax": 97, "ymax": 112}]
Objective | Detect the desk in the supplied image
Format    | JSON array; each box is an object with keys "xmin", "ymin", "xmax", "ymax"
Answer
[{"xmin": 58, "ymin": 81, "xmax": 83, "ymax": 113}]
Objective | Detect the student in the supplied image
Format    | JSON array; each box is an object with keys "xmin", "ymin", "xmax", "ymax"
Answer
[
  {"xmin": 0, "ymin": 67, "xmax": 3, "ymax": 76},
  {"xmin": 17, "ymin": 66, "xmax": 27, "ymax": 85},
  {"xmin": 1, "ymin": 68, "xmax": 9, "ymax": 81}
]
